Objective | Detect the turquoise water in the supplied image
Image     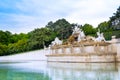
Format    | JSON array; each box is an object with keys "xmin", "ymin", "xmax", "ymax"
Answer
[{"xmin": 0, "ymin": 61, "xmax": 120, "ymax": 80}]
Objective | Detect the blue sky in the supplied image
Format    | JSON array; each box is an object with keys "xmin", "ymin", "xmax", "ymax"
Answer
[{"xmin": 0, "ymin": 0, "xmax": 120, "ymax": 33}]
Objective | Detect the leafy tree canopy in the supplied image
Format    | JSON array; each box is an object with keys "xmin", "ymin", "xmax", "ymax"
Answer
[{"xmin": 81, "ymin": 24, "xmax": 97, "ymax": 35}]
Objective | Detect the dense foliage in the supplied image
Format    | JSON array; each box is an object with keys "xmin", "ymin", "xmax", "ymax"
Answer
[
  {"xmin": 110, "ymin": 6, "xmax": 120, "ymax": 30},
  {"xmin": 81, "ymin": 24, "xmax": 97, "ymax": 36},
  {"xmin": 0, "ymin": 6, "xmax": 120, "ymax": 56},
  {"xmin": 46, "ymin": 19, "xmax": 73, "ymax": 39}
]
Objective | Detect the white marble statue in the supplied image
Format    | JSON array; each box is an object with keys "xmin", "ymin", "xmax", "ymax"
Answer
[
  {"xmin": 72, "ymin": 26, "xmax": 86, "ymax": 42},
  {"xmin": 81, "ymin": 30, "xmax": 85, "ymax": 39},
  {"xmin": 51, "ymin": 37, "xmax": 62, "ymax": 46},
  {"xmin": 72, "ymin": 26, "xmax": 80, "ymax": 34},
  {"xmin": 100, "ymin": 33, "xmax": 106, "ymax": 41},
  {"xmin": 77, "ymin": 29, "xmax": 86, "ymax": 42},
  {"xmin": 95, "ymin": 29, "xmax": 105, "ymax": 42}
]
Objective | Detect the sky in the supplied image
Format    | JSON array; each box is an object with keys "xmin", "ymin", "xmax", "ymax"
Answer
[{"xmin": 0, "ymin": 0, "xmax": 120, "ymax": 33}]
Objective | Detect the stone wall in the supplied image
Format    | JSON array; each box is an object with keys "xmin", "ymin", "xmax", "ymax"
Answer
[
  {"xmin": 47, "ymin": 38, "xmax": 120, "ymax": 63},
  {"xmin": 116, "ymin": 43, "xmax": 120, "ymax": 62},
  {"xmin": 109, "ymin": 38, "xmax": 120, "ymax": 62},
  {"xmin": 47, "ymin": 55, "xmax": 116, "ymax": 63},
  {"xmin": 50, "ymin": 45, "xmax": 113, "ymax": 55}
]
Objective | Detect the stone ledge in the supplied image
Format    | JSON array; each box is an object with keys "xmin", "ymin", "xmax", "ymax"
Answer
[{"xmin": 46, "ymin": 53, "xmax": 116, "ymax": 57}]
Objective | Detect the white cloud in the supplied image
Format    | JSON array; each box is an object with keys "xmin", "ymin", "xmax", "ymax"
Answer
[
  {"xmin": 0, "ymin": 0, "xmax": 120, "ymax": 33},
  {"xmin": 64, "ymin": 0, "xmax": 120, "ymax": 26}
]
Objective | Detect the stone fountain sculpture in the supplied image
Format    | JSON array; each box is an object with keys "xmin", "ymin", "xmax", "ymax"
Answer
[
  {"xmin": 72, "ymin": 26, "xmax": 81, "ymax": 34},
  {"xmin": 72, "ymin": 27, "xmax": 106, "ymax": 42},
  {"xmin": 46, "ymin": 26, "xmax": 117, "ymax": 63},
  {"xmin": 51, "ymin": 37, "xmax": 62, "ymax": 46},
  {"xmin": 72, "ymin": 26, "xmax": 86, "ymax": 42},
  {"xmin": 95, "ymin": 29, "xmax": 106, "ymax": 42},
  {"xmin": 77, "ymin": 29, "xmax": 86, "ymax": 42}
]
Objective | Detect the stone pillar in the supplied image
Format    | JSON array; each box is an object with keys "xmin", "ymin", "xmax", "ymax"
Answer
[
  {"xmin": 51, "ymin": 49, "xmax": 54, "ymax": 54},
  {"xmin": 111, "ymin": 43, "xmax": 117, "ymax": 53},
  {"xmin": 79, "ymin": 45, "xmax": 81, "ymax": 54},
  {"xmin": 104, "ymin": 46, "xmax": 108, "ymax": 53},
  {"xmin": 55, "ymin": 48, "xmax": 58, "ymax": 54},
  {"xmin": 117, "ymin": 43, "xmax": 120, "ymax": 62},
  {"xmin": 110, "ymin": 36, "xmax": 119, "ymax": 61},
  {"xmin": 70, "ymin": 45, "xmax": 74, "ymax": 54},
  {"xmin": 110, "ymin": 36, "xmax": 117, "ymax": 53},
  {"xmin": 117, "ymin": 44, "xmax": 120, "ymax": 55},
  {"xmin": 94, "ymin": 44, "xmax": 97, "ymax": 53},
  {"xmin": 80, "ymin": 44, "xmax": 84, "ymax": 53},
  {"xmin": 62, "ymin": 46, "xmax": 65, "ymax": 54},
  {"xmin": 94, "ymin": 43, "xmax": 100, "ymax": 54}
]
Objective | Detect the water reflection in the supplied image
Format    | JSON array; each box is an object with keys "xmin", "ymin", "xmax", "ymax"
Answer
[
  {"xmin": 0, "ymin": 61, "xmax": 51, "ymax": 80},
  {"xmin": 0, "ymin": 61, "xmax": 120, "ymax": 80},
  {"xmin": 47, "ymin": 62, "xmax": 120, "ymax": 80}
]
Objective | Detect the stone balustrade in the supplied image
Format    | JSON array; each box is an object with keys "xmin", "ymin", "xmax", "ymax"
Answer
[
  {"xmin": 46, "ymin": 41, "xmax": 118, "ymax": 62},
  {"xmin": 49, "ymin": 42, "xmax": 114, "ymax": 55}
]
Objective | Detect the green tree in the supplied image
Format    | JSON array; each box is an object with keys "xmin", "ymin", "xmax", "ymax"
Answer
[
  {"xmin": 81, "ymin": 24, "xmax": 96, "ymax": 36},
  {"xmin": 10, "ymin": 33, "xmax": 28, "ymax": 43},
  {"xmin": 97, "ymin": 21, "xmax": 110, "ymax": 32},
  {"xmin": 28, "ymin": 28, "xmax": 56, "ymax": 50},
  {"xmin": 110, "ymin": 6, "xmax": 120, "ymax": 30},
  {"xmin": 46, "ymin": 18, "xmax": 73, "ymax": 39},
  {"xmin": 0, "ymin": 30, "xmax": 12, "ymax": 45},
  {"xmin": 8, "ymin": 39, "xmax": 28, "ymax": 54},
  {"xmin": 0, "ymin": 43, "xmax": 8, "ymax": 56}
]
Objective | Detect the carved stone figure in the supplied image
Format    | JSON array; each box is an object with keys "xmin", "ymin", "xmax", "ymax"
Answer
[
  {"xmin": 77, "ymin": 29, "xmax": 86, "ymax": 42},
  {"xmin": 95, "ymin": 29, "xmax": 105, "ymax": 42},
  {"xmin": 72, "ymin": 26, "xmax": 80, "ymax": 34},
  {"xmin": 51, "ymin": 37, "xmax": 62, "ymax": 46}
]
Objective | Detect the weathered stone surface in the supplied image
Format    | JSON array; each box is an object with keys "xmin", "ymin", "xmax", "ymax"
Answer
[
  {"xmin": 47, "ymin": 38, "xmax": 120, "ymax": 63},
  {"xmin": 47, "ymin": 55, "xmax": 116, "ymax": 63}
]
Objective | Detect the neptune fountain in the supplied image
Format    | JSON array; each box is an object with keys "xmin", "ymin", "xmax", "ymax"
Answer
[{"xmin": 46, "ymin": 26, "xmax": 117, "ymax": 62}]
